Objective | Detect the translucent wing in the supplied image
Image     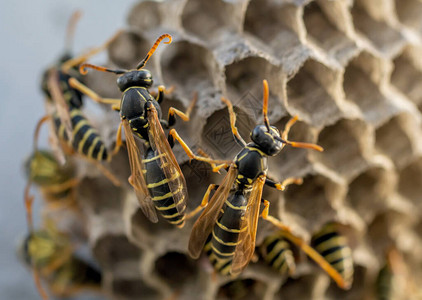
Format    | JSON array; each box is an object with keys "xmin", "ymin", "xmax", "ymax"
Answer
[
  {"xmin": 231, "ymin": 174, "xmax": 266, "ymax": 276},
  {"xmin": 147, "ymin": 105, "xmax": 188, "ymax": 215},
  {"xmin": 47, "ymin": 69, "xmax": 73, "ymax": 143},
  {"xmin": 188, "ymin": 165, "xmax": 237, "ymax": 259},
  {"xmin": 122, "ymin": 119, "xmax": 158, "ymax": 223}
]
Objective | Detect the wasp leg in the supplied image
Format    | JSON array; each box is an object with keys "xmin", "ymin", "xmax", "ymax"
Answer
[
  {"xmin": 221, "ymin": 97, "xmax": 247, "ymax": 147},
  {"xmin": 265, "ymin": 177, "xmax": 303, "ymax": 191},
  {"xmin": 184, "ymin": 184, "xmax": 219, "ymax": 221},
  {"xmin": 168, "ymin": 129, "xmax": 230, "ymax": 168},
  {"xmin": 32, "ymin": 270, "xmax": 49, "ymax": 300},
  {"xmin": 110, "ymin": 122, "xmax": 124, "ymax": 157},
  {"xmin": 168, "ymin": 91, "xmax": 198, "ymax": 126},
  {"xmin": 61, "ymin": 30, "xmax": 122, "ymax": 72},
  {"xmin": 68, "ymin": 78, "xmax": 121, "ymax": 110},
  {"xmin": 152, "ymin": 85, "xmax": 175, "ymax": 103},
  {"xmin": 261, "ymin": 200, "xmax": 350, "ymax": 290}
]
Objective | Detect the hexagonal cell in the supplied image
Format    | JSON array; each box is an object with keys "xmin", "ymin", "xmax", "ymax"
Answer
[
  {"xmin": 244, "ymin": 0, "xmax": 309, "ymax": 74},
  {"xmin": 224, "ymin": 56, "xmax": 286, "ymax": 125},
  {"xmin": 303, "ymin": 2, "xmax": 357, "ymax": 65},
  {"xmin": 324, "ymin": 265, "xmax": 367, "ymax": 300},
  {"xmin": 286, "ymin": 59, "xmax": 343, "ymax": 127},
  {"xmin": 270, "ymin": 116, "xmax": 319, "ymax": 180},
  {"xmin": 343, "ymin": 53, "xmax": 398, "ymax": 126},
  {"xmin": 154, "ymin": 252, "xmax": 198, "ymax": 289},
  {"xmin": 351, "ymin": 4, "xmax": 405, "ymax": 56},
  {"xmin": 346, "ymin": 167, "xmax": 395, "ymax": 223},
  {"xmin": 375, "ymin": 114, "xmax": 418, "ymax": 168},
  {"xmin": 366, "ymin": 212, "xmax": 398, "ymax": 257},
  {"xmin": 314, "ymin": 119, "xmax": 372, "ymax": 179},
  {"xmin": 111, "ymin": 278, "xmax": 160, "ymax": 300},
  {"xmin": 108, "ymin": 31, "xmax": 154, "ymax": 70},
  {"xmin": 398, "ymin": 158, "xmax": 422, "ymax": 210},
  {"xmin": 127, "ymin": 1, "xmax": 163, "ymax": 32},
  {"xmin": 283, "ymin": 174, "xmax": 339, "ymax": 232},
  {"xmin": 181, "ymin": 0, "xmax": 241, "ymax": 42},
  {"xmin": 200, "ymin": 107, "xmax": 255, "ymax": 160},
  {"xmin": 217, "ymin": 278, "xmax": 267, "ymax": 300},
  {"xmin": 161, "ymin": 40, "xmax": 218, "ymax": 100},
  {"xmin": 391, "ymin": 52, "xmax": 422, "ymax": 107},
  {"xmin": 395, "ymin": 0, "xmax": 422, "ymax": 32},
  {"xmin": 93, "ymin": 235, "xmax": 140, "ymax": 271}
]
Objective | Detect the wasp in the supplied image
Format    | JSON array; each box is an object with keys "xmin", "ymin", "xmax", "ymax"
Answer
[
  {"xmin": 37, "ymin": 10, "xmax": 120, "ymax": 180},
  {"xmin": 69, "ymin": 34, "xmax": 210, "ymax": 226},
  {"xmin": 172, "ymin": 80, "xmax": 350, "ymax": 288},
  {"xmin": 260, "ymin": 232, "xmax": 296, "ymax": 277},
  {"xmin": 19, "ymin": 220, "xmax": 102, "ymax": 299},
  {"xmin": 25, "ymin": 149, "xmax": 79, "ymax": 211},
  {"xmin": 311, "ymin": 222, "xmax": 354, "ymax": 288}
]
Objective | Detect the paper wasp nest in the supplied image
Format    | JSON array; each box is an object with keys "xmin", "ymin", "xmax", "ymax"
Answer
[{"xmin": 67, "ymin": 0, "xmax": 422, "ymax": 299}]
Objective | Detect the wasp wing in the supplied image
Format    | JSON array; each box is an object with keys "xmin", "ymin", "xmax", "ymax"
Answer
[
  {"xmin": 147, "ymin": 105, "xmax": 188, "ymax": 216},
  {"xmin": 231, "ymin": 174, "xmax": 266, "ymax": 276},
  {"xmin": 47, "ymin": 69, "xmax": 73, "ymax": 144},
  {"xmin": 122, "ymin": 119, "xmax": 158, "ymax": 223},
  {"xmin": 188, "ymin": 165, "xmax": 237, "ymax": 259}
]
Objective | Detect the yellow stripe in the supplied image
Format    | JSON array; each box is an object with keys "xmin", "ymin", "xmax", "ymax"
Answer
[
  {"xmin": 152, "ymin": 191, "xmax": 173, "ymax": 201},
  {"xmin": 72, "ymin": 119, "xmax": 89, "ymax": 136},
  {"xmin": 162, "ymin": 211, "xmax": 180, "ymax": 219},
  {"xmin": 211, "ymin": 245, "xmax": 235, "ymax": 257},
  {"xmin": 97, "ymin": 145, "xmax": 105, "ymax": 161},
  {"xmin": 212, "ymin": 230, "xmax": 240, "ymax": 246},
  {"xmin": 216, "ymin": 220, "xmax": 247, "ymax": 233},
  {"xmin": 63, "ymin": 91, "xmax": 72, "ymax": 101},
  {"xmin": 77, "ymin": 128, "xmax": 96, "ymax": 153},
  {"xmin": 148, "ymin": 173, "xmax": 180, "ymax": 189},
  {"xmin": 246, "ymin": 146, "xmax": 265, "ymax": 156},
  {"xmin": 237, "ymin": 152, "xmax": 248, "ymax": 161},
  {"xmin": 123, "ymin": 86, "xmax": 147, "ymax": 94},
  {"xmin": 224, "ymin": 199, "xmax": 247, "ymax": 210},
  {"xmin": 87, "ymin": 136, "xmax": 100, "ymax": 158},
  {"xmin": 142, "ymin": 153, "xmax": 165, "ymax": 163},
  {"xmin": 136, "ymin": 90, "xmax": 147, "ymax": 101},
  {"xmin": 169, "ymin": 218, "xmax": 184, "ymax": 225},
  {"xmin": 266, "ymin": 241, "xmax": 287, "ymax": 262},
  {"xmin": 70, "ymin": 109, "xmax": 83, "ymax": 118},
  {"xmin": 143, "ymin": 123, "xmax": 149, "ymax": 128},
  {"xmin": 58, "ymin": 124, "xmax": 66, "ymax": 140}
]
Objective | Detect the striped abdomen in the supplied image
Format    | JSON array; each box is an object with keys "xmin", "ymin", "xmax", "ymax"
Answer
[
  {"xmin": 54, "ymin": 108, "xmax": 108, "ymax": 161},
  {"xmin": 204, "ymin": 236, "xmax": 232, "ymax": 275},
  {"xmin": 260, "ymin": 233, "xmax": 295, "ymax": 276},
  {"xmin": 143, "ymin": 148, "xmax": 186, "ymax": 226},
  {"xmin": 211, "ymin": 192, "xmax": 247, "ymax": 264},
  {"xmin": 311, "ymin": 223, "xmax": 354, "ymax": 286}
]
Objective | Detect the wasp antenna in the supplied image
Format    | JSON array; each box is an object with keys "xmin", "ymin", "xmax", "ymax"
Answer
[
  {"xmin": 136, "ymin": 34, "xmax": 172, "ymax": 70},
  {"xmin": 262, "ymin": 80, "xmax": 270, "ymax": 131},
  {"xmin": 282, "ymin": 139, "xmax": 324, "ymax": 152},
  {"xmin": 65, "ymin": 10, "xmax": 82, "ymax": 52},
  {"xmin": 79, "ymin": 63, "xmax": 126, "ymax": 75}
]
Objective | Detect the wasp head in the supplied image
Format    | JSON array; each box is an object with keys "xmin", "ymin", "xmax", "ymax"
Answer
[
  {"xmin": 117, "ymin": 69, "xmax": 153, "ymax": 91},
  {"xmin": 250, "ymin": 125, "xmax": 284, "ymax": 156}
]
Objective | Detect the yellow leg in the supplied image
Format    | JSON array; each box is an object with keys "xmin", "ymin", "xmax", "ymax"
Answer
[
  {"xmin": 168, "ymin": 91, "xmax": 198, "ymax": 121},
  {"xmin": 261, "ymin": 201, "xmax": 350, "ymax": 290},
  {"xmin": 68, "ymin": 78, "xmax": 121, "ymax": 107},
  {"xmin": 221, "ymin": 97, "xmax": 246, "ymax": 146},
  {"xmin": 169, "ymin": 129, "xmax": 231, "ymax": 168},
  {"xmin": 61, "ymin": 29, "xmax": 122, "ymax": 72},
  {"xmin": 184, "ymin": 184, "xmax": 217, "ymax": 220},
  {"xmin": 32, "ymin": 270, "xmax": 49, "ymax": 300},
  {"xmin": 274, "ymin": 177, "xmax": 303, "ymax": 191},
  {"xmin": 111, "ymin": 122, "xmax": 123, "ymax": 157}
]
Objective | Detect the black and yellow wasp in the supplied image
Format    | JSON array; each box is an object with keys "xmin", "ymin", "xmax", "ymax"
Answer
[
  {"xmin": 37, "ymin": 10, "xmax": 120, "ymax": 178},
  {"xmin": 311, "ymin": 222, "xmax": 354, "ymax": 288},
  {"xmin": 70, "ymin": 34, "xmax": 207, "ymax": 226},
  {"xmin": 25, "ymin": 149, "xmax": 79, "ymax": 211},
  {"xmin": 19, "ymin": 220, "xmax": 102, "ymax": 299},
  {"xmin": 260, "ymin": 231, "xmax": 296, "ymax": 277},
  {"xmin": 173, "ymin": 80, "xmax": 350, "ymax": 288}
]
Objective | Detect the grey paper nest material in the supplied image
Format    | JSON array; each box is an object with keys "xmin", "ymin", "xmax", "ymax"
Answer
[{"xmin": 68, "ymin": 0, "xmax": 422, "ymax": 299}]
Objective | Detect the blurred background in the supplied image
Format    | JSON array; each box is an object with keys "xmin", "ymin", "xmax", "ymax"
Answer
[{"xmin": 0, "ymin": 1, "xmax": 135, "ymax": 298}]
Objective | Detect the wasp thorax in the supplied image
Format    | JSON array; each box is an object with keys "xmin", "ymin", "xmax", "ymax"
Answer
[
  {"xmin": 250, "ymin": 125, "xmax": 283, "ymax": 156},
  {"xmin": 117, "ymin": 69, "xmax": 153, "ymax": 91}
]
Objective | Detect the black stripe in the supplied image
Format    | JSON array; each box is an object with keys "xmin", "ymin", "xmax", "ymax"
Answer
[
  {"xmin": 320, "ymin": 245, "xmax": 345, "ymax": 257},
  {"xmin": 269, "ymin": 248, "xmax": 286, "ymax": 266},
  {"xmin": 72, "ymin": 124, "xmax": 91, "ymax": 149},
  {"xmin": 82, "ymin": 132, "xmax": 99, "ymax": 155},
  {"xmin": 312, "ymin": 232, "xmax": 338, "ymax": 246},
  {"xmin": 264, "ymin": 239, "xmax": 279, "ymax": 254}
]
